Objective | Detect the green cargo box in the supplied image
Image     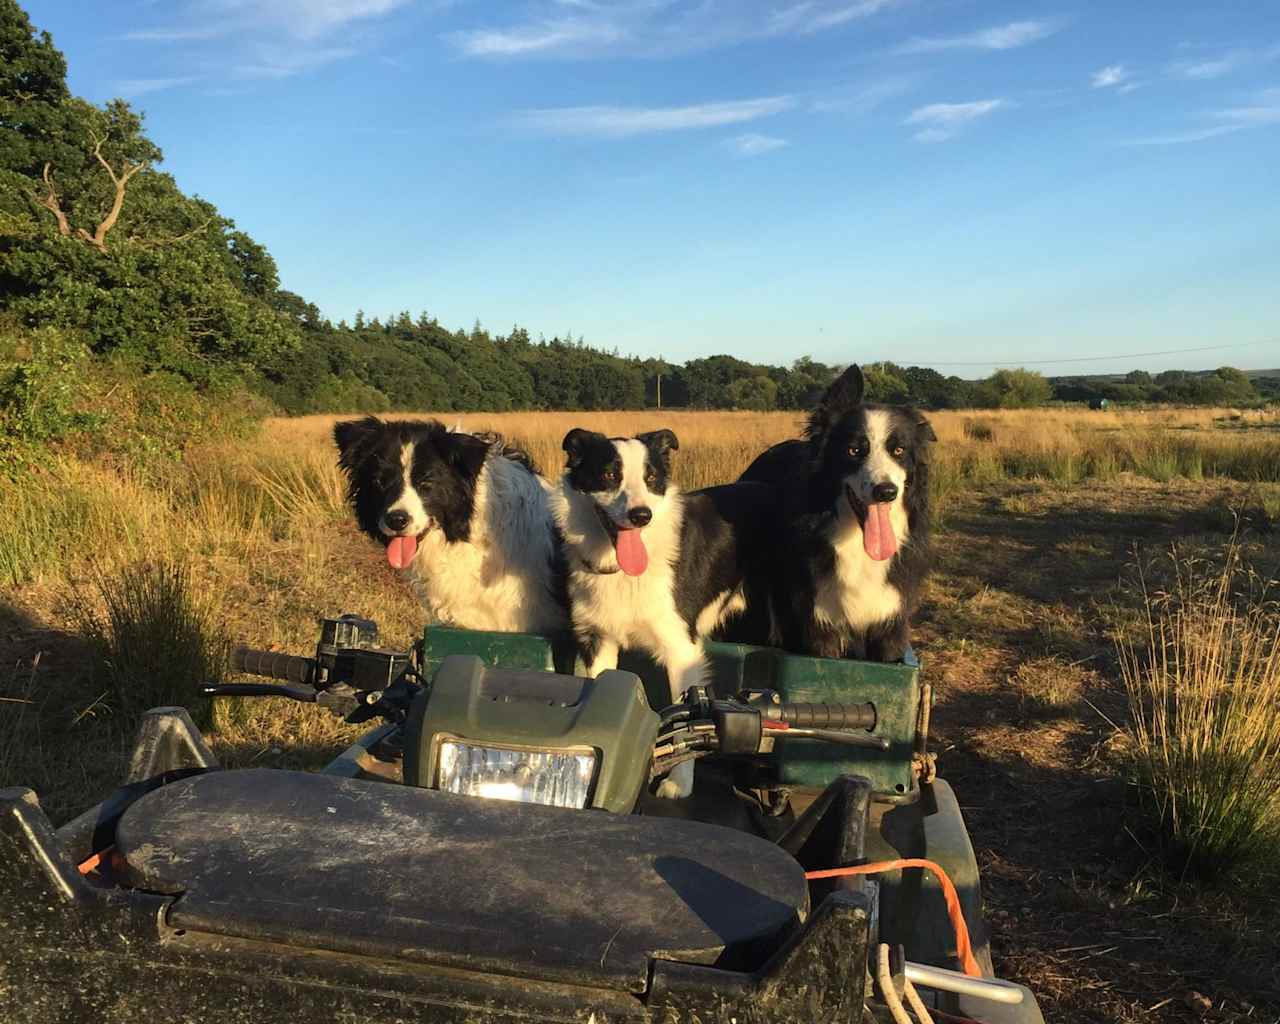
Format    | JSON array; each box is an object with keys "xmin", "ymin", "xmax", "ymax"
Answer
[{"xmin": 420, "ymin": 626, "xmax": 925, "ymax": 800}]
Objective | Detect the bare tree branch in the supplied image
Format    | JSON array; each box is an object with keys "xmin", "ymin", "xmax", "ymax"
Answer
[
  {"xmin": 80, "ymin": 130, "xmax": 149, "ymax": 251},
  {"xmin": 33, "ymin": 163, "xmax": 71, "ymax": 237}
]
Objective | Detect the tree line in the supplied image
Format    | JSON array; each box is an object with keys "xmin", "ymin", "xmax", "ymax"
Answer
[{"xmin": 1, "ymin": 0, "xmax": 1275, "ymax": 468}]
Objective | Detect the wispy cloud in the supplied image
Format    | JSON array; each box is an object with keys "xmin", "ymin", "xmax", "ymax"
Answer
[
  {"xmin": 1168, "ymin": 45, "xmax": 1280, "ymax": 80},
  {"xmin": 451, "ymin": 0, "xmax": 907, "ymax": 60},
  {"xmin": 123, "ymin": 0, "xmax": 414, "ymax": 84},
  {"xmin": 1091, "ymin": 64, "xmax": 1129, "ymax": 89},
  {"xmin": 904, "ymin": 99, "xmax": 1005, "ymax": 142},
  {"xmin": 769, "ymin": 0, "xmax": 903, "ymax": 35},
  {"xmin": 453, "ymin": 21, "xmax": 620, "ymax": 57},
  {"xmin": 232, "ymin": 45, "xmax": 360, "ymax": 80},
  {"xmin": 811, "ymin": 75, "xmax": 917, "ymax": 114},
  {"xmin": 1169, "ymin": 50, "xmax": 1249, "ymax": 80},
  {"xmin": 1126, "ymin": 88, "xmax": 1280, "ymax": 145},
  {"xmin": 517, "ymin": 96, "xmax": 795, "ymax": 138},
  {"xmin": 728, "ymin": 133, "xmax": 789, "ymax": 157},
  {"xmin": 894, "ymin": 20, "xmax": 1059, "ymax": 56},
  {"xmin": 114, "ymin": 76, "xmax": 203, "ymax": 97},
  {"xmin": 1127, "ymin": 125, "xmax": 1244, "ymax": 146},
  {"xmin": 1213, "ymin": 87, "xmax": 1280, "ymax": 125}
]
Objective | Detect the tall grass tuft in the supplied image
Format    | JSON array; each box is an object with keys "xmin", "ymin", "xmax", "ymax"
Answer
[
  {"xmin": 1116, "ymin": 546, "xmax": 1280, "ymax": 878},
  {"xmin": 70, "ymin": 560, "xmax": 230, "ymax": 728}
]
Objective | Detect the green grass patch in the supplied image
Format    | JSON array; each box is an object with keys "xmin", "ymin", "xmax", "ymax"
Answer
[
  {"xmin": 69, "ymin": 560, "xmax": 229, "ymax": 728},
  {"xmin": 1116, "ymin": 546, "xmax": 1280, "ymax": 878}
]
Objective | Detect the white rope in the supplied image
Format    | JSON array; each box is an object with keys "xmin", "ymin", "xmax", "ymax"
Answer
[
  {"xmin": 904, "ymin": 976, "xmax": 936, "ymax": 1024},
  {"xmin": 876, "ymin": 944, "xmax": 915, "ymax": 1024}
]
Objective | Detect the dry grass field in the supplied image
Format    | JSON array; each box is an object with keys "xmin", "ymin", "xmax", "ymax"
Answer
[{"xmin": 3, "ymin": 404, "xmax": 1280, "ymax": 1023}]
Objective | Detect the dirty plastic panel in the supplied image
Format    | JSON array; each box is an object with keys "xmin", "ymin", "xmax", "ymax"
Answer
[{"xmin": 420, "ymin": 627, "xmax": 923, "ymax": 799}]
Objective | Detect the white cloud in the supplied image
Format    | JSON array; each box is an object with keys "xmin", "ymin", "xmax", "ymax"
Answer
[
  {"xmin": 114, "ymin": 76, "xmax": 203, "ymax": 97},
  {"xmin": 1127, "ymin": 125, "xmax": 1245, "ymax": 146},
  {"xmin": 811, "ymin": 75, "xmax": 916, "ymax": 114},
  {"xmin": 122, "ymin": 0, "xmax": 414, "ymax": 84},
  {"xmin": 1091, "ymin": 64, "xmax": 1128, "ymax": 89},
  {"xmin": 1168, "ymin": 46, "xmax": 1280, "ymax": 80},
  {"xmin": 729, "ymin": 133, "xmax": 789, "ymax": 156},
  {"xmin": 453, "ymin": 21, "xmax": 620, "ymax": 57},
  {"xmin": 904, "ymin": 98, "xmax": 1005, "ymax": 141},
  {"xmin": 518, "ymin": 96, "xmax": 795, "ymax": 138},
  {"xmin": 895, "ymin": 20, "xmax": 1059, "ymax": 55},
  {"xmin": 771, "ymin": 0, "xmax": 902, "ymax": 34},
  {"xmin": 1127, "ymin": 89, "xmax": 1280, "ymax": 145},
  {"xmin": 232, "ymin": 46, "xmax": 359, "ymax": 79},
  {"xmin": 452, "ymin": 0, "xmax": 907, "ymax": 60},
  {"xmin": 1214, "ymin": 88, "xmax": 1280, "ymax": 125}
]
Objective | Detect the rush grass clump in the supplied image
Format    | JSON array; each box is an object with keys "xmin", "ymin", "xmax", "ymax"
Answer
[
  {"xmin": 70, "ymin": 560, "xmax": 230, "ymax": 728},
  {"xmin": 1116, "ymin": 546, "xmax": 1280, "ymax": 878}
]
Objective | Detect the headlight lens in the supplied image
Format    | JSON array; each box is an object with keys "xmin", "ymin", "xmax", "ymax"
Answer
[{"xmin": 436, "ymin": 740, "xmax": 597, "ymax": 809}]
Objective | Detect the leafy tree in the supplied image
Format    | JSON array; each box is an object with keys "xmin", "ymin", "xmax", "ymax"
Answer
[
  {"xmin": 981, "ymin": 368, "xmax": 1052, "ymax": 408},
  {"xmin": 861, "ymin": 362, "xmax": 910, "ymax": 403},
  {"xmin": 726, "ymin": 374, "xmax": 778, "ymax": 411}
]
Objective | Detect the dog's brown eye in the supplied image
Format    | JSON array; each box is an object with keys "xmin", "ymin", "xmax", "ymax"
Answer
[
  {"xmin": 892, "ymin": 446, "xmax": 905, "ymax": 457},
  {"xmin": 848, "ymin": 444, "xmax": 866, "ymax": 458},
  {"xmin": 644, "ymin": 470, "xmax": 656, "ymax": 484}
]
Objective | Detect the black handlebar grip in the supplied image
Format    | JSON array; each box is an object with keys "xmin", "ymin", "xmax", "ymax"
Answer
[
  {"xmin": 775, "ymin": 702, "xmax": 876, "ymax": 730},
  {"xmin": 231, "ymin": 646, "xmax": 317, "ymax": 685}
]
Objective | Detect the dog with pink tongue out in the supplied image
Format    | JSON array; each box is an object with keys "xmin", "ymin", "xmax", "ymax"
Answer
[
  {"xmin": 552, "ymin": 427, "xmax": 777, "ymax": 799},
  {"xmin": 334, "ymin": 417, "xmax": 569, "ymax": 636},
  {"xmin": 734, "ymin": 363, "xmax": 936, "ymax": 664}
]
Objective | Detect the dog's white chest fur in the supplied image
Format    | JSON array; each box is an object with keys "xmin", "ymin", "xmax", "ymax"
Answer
[
  {"xmin": 406, "ymin": 456, "xmax": 564, "ymax": 633},
  {"xmin": 554, "ymin": 485, "xmax": 687, "ymax": 648},
  {"xmin": 814, "ymin": 503, "xmax": 909, "ymax": 632}
]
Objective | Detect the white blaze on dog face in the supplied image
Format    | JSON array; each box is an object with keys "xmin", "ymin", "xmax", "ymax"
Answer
[
  {"xmin": 823, "ymin": 407, "xmax": 917, "ymax": 562},
  {"xmin": 562, "ymin": 429, "xmax": 676, "ymax": 529},
  {"xmin": 848, "ymin": 409, "xmax": 908, "ymax": 507},
  {"xmin": 381, "ymin": 441, "xmax": 432, "ymax": 537}
]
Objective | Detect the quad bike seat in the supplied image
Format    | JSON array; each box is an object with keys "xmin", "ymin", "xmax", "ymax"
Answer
[{"xmin": 114, "ymin": 769, "xmax": 809, "ymax": 993}]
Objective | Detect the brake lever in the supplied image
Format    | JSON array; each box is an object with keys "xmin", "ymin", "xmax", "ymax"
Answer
[
  {"xmin": 771, "ymin": 726, "xmax": 890, "ymax": 751},
  {"xmin": 200, "ymin": 682, "xmax": 318, "ymax": 702}
]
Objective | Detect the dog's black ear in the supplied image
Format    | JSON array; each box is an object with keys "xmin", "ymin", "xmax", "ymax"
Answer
[
  {"xmin": 805, "ymin": 364, "xmax": 865, "ymax": 441},
  {"xmin": 333, "ymin": 416, "xmax": 382, "ymax": 470},
  {"xmin": 562, "ymin": 428, "xmax": 601, "ymax": 468},
  {"xmin": 637, "ymin": 429, "xmax": 679, "ymax": 456},
  {"xmin": 823, "ymin": 364, "xmax": 865, "ymax": 413},
  {"xmin": 435, "ymin": 430, "xmax": 490, "ymax": 482},
  {"xmin": 917, "ymin": 415, "xmax": 938, "ymax": 443}
]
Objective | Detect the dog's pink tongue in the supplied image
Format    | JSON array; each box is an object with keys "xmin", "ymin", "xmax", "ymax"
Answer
[
  {"xmin": 614, "ymin": 528, "xmax": 648, "ymax": 577},
  {"xmin": 863, "ymin": 503, "xmax": 898, "ymax": 562},
  {"xmin": 386, "ymin": 535, "xmax": 417, "ymax": 570}
]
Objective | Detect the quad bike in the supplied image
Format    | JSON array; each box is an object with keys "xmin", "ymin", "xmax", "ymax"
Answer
[{"xmin": 0, "ymin": 615, "xmax": 1045, "ymax": 1024}]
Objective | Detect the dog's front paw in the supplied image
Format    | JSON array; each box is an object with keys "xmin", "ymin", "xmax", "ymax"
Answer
[{"xmin": 655, "ymin": 760, "xmax": 694, "ymax": 800}]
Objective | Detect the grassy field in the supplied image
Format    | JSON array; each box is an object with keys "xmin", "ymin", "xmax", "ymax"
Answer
[{"xmin": 3, "ymin": 404, "xmax": 1280, "ymax": 1023}]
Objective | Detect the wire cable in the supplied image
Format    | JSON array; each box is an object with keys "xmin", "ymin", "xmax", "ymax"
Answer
[{"xmin": 805, "ymin": 859, "xmax": 982, "ymax": 978}]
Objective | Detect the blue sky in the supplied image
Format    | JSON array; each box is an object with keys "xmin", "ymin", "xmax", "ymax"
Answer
[{"xmin": 31, "ymin": 0, "xmax": 1280, "ymax": 374}]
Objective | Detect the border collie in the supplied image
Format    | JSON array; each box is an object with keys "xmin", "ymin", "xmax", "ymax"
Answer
[
  {"xmin": 736, "ymin": 365, "xmax": 935, "ymax": 662},
  {"xmin": 334, "ymin": 417, "xmax": 568, "ymax": 634},
  {"xmin": 551, "ymin": 428, "xmax": 776, "ymax": 797}
]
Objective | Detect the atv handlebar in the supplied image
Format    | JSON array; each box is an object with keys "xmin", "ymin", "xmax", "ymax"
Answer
[
  {"xmin": 767, "ymin": 702, "xmax": 877, "ymax": 731},
  {"xmin": 231, "ymin": 645, "xmax": 318, "ymax": 686}
]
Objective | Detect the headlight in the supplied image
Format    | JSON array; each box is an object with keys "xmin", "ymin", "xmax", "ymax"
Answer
[{"xmin": 435, "ymin": 739, "xmax": 597, "ymax": 809}]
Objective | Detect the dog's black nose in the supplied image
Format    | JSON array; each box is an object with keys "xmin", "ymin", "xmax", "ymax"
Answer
[
  {"xmin": 384, "ymin": 510, "xmax": 411, "ymax": 531},
  {"xmin": 871, "ymin": 482, "xmax": 898, "ymax": 503},
  {"xmin": 628, "ymin": 507, "xmax": 652, "ymax": 527}
]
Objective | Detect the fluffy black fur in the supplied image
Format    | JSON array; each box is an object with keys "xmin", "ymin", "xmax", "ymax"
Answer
[
  {"xmin": 334, "ymin": 417, "xmax": 500, "ymax": 545},
  {"xmin": 731, "ymin": 365, "xmax": 936, "ymax": 662}
]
